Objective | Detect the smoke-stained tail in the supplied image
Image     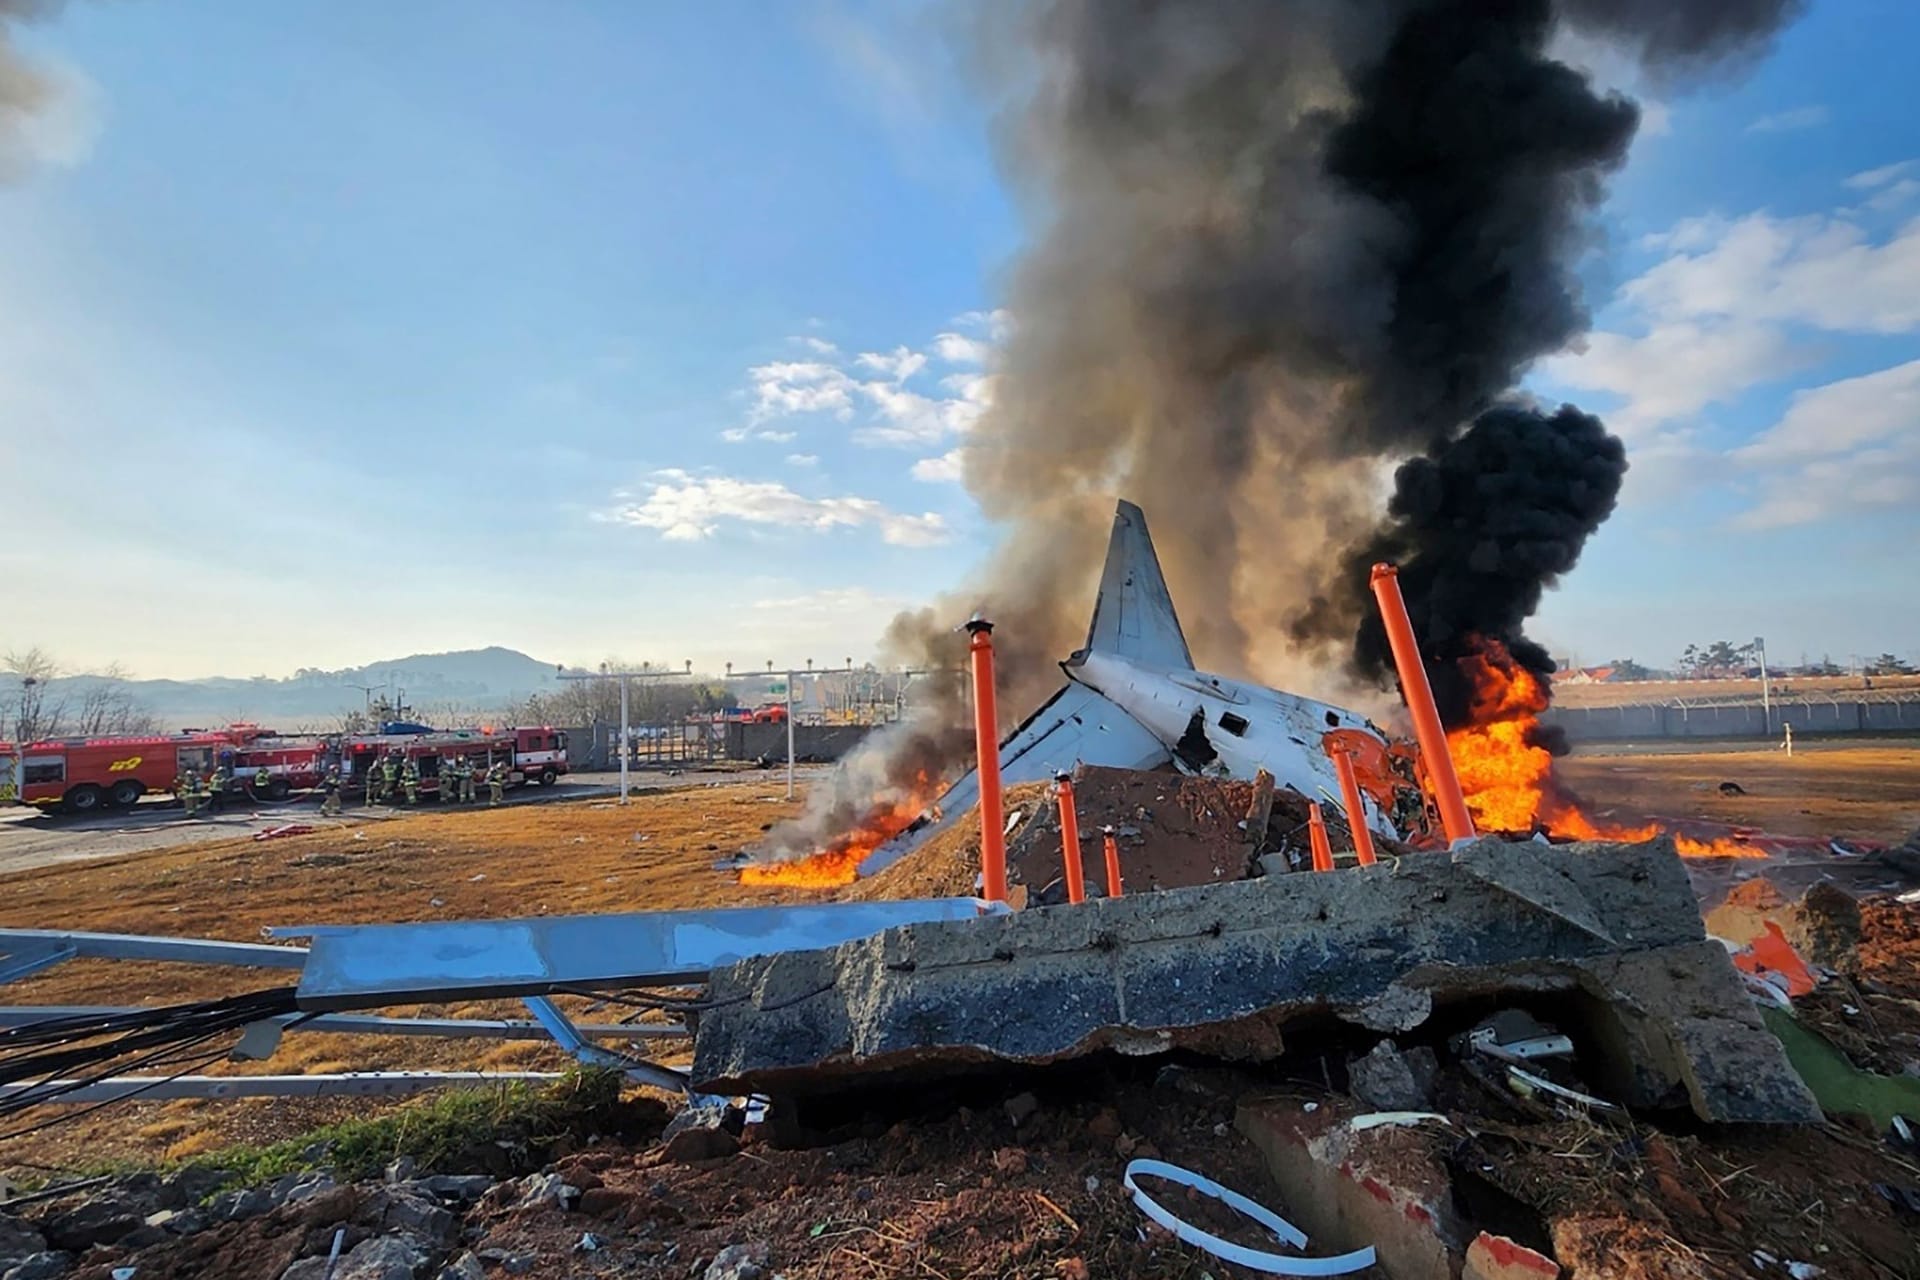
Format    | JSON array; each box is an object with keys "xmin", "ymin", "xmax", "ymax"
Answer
[{"xmin": 1079, "ymin": 501, "xmax": 1194, "ymax": 671}]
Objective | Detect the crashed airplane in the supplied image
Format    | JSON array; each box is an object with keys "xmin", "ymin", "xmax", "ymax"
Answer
[{"xmin": 861, "ymin": 500, "xmax": 1413, "ymax": 877}]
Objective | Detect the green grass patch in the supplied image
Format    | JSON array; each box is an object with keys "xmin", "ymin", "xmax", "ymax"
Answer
[
  {"xmin": 183, "ymin": 1069, "xmax": 665, "ymax": 1189},
  {"xmin": 1764, "ymin": 1007, "xmax": 1920, "ymax": 1131}
]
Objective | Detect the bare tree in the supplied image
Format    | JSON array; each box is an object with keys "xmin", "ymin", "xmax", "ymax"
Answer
[
  {"xmin": 507, "ymin": 657, "xmax": 736, "ymax": 729},
  {"xmin": 73, "ymin": 663, "xmax": 159, "ymax": 736},
  {"xmin": 4, "ymin": 647, "xmax": 66, "ymax": 742}
]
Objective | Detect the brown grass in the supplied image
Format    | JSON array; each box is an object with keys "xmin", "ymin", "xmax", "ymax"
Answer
[
  {"xmin": 2, "ymin": 745, "xmax": 1915, "ymax": 1174},
  {"xmin": 0, "ymin": 785, "xmax": 819, "ymax": 1174},
  {"xmin": 1552, "ymin": 673, "xmax": 1920, "ymax": 709},
  {"xmin": 1558, "ymin": 745, "xmax": 1920, "ymax": 843}
]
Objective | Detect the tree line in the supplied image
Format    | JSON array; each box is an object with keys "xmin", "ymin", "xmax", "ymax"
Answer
[
  {"xmin": 502, "ymin": 659, "xmax": 740, "ymax": 730},
  {"xmin": 3, "ymin": 647, "xmax": 160, "ymax": 743},
  {"xmin": 1597, "ymin": 645, "xmax": 1917, "ymax": 682}
]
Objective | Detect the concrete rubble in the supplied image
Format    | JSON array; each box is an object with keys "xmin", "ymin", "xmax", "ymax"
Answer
[{"xmin": 692, "ymin": 835, "xmax": 1821, "ymax": 1125}]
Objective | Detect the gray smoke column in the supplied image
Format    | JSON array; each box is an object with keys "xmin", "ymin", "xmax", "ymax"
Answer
[
  {"xmin": 886, "ymin": 0, "xmax": 1799, "ymax": 734},
  {"xmin": 0, "ymin": 1, "xmax": 68, "ymax": 182}
]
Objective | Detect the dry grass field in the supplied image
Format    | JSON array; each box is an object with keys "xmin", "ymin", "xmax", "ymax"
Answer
[{"xmin": 0, "ymin": 745, "xmax": 1915, "ymax": 1172}]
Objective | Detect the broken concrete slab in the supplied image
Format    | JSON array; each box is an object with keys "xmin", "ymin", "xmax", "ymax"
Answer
[
  {"xmin": 1464, "ymin": 1232, "xmax": 1560, "ymax": 1280},
  {"xmin": 691, "ymin": 837, "xmax": 1819, "ymax": 1124},
  {"xmin": 1236, "ymin": 1096, "xmax": 1463, "ymax": 1280}
]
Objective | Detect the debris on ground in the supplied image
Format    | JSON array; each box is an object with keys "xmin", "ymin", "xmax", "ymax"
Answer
[
  {"xmin": 1001, "ymin": 765, "xmax": 1412, "ymax": 900},
  {"xmin": 4, "ymin": 755, "xmax": 1920, "ymax": 1279}
]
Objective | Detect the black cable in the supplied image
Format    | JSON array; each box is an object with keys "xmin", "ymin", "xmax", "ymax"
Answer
[
  {"xmin": 0, "ymin": 993, "xmax": 304, "ymax": 1117},
  {"xmin": 0, "ymin": 1045, "xmax": 233, "ymax": 1144},
  {"xmin": 0, "ymin": 1010, "xmax": 322, "ymax": 1135}
]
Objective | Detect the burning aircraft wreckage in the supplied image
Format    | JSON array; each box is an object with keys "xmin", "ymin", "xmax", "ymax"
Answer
[{"xmin": 0, "ymin": 499, "xmax": 1832, "ymax": 1151}]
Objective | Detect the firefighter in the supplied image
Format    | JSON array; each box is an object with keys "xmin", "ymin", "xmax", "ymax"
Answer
[
  {"xmin": 319, "ymin": 767, "xmax": 343, "ymax": 816},
  {"xmin": 487, "ymin": 762, "xmax": 506, "ymax": 806},
  {"xmin": 439, "ymin": 757, "xmax": 458, "ymax": 803},
  {"xmin": 459, "ymin": 758, "xmax": 477, "ymax": 805},
  {"xmin": 362, "ymin": 760, "xmax": 381, "ymax": 807},
  {"xmin": 253, "ymin": 767, "xmax": 273, "ymax": 800},
  {"xmin": 401, "ymin": 757, "xmax": 420, "ymax": 805},
  {"xmin": 382, "ymin": 751, "xmax": 402, "ymax": 803},
  {"xmin": 206, "ymin": 763, "xmax": 231, "ymax": 814},
  {"xmin": 177, "ymin": 769, "xmax": 200, "ymax": 818}
]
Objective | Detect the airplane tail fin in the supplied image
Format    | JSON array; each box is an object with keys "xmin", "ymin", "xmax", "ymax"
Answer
[{"xmin": 1080, "ymin": 500, "xmax": 1193, "ymax": 670}]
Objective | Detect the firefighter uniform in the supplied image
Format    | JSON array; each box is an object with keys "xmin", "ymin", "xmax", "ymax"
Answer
[
  {"xmin": 487, "ymin": 763, "xmax": 505, "ymax": 806},
  {"xmin": 253, "ymin": 768, "xmax": 273, "ymax": 799},
  {"xmin": 459, "ymin": 760, "xmax": 476, "ymax": 804},
  {"xmin": 177, "ymin": 771, "xmax": 200, "ymax": 818},
  {"xmin": 438, "ymin": 758, "xmax": 458, "ymax": 803},
  {"xmin": 363, "ymin": 762, "xmax": 381, "ymax": 807},
  {"xmin": 207, "ymin": 765, "xmax": 231, "ymax": 814},
  {"xmin": 401, "ymin": 759, "xmax": 420, "ymax": 805},
  {"xmin": 319, "ymin": 768, "xmax": 343, "ymax": 816},
  {"xmin": 381, "ymin": 754, "xmax": 401, "ymax": 803}
]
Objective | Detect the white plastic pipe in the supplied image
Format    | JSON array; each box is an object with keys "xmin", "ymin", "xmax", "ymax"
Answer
[{"xmin": 1123, "ymin": 1158, "xmax": 1377, "ymax": 1276}]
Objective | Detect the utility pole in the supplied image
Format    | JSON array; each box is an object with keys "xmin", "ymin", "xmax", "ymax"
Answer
[{"xmin": 1755, "ymin": 635, "xmax": 1771, "ymax": 736}]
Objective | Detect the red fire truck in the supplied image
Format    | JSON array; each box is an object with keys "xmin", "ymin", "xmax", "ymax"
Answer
[
  {"xmin": 1, "ymin": 725, "xmax": 568, "ymax": 812},
  {"xmin": 0, "ymin": 732, "xmax": 235, "ymax": 812}
]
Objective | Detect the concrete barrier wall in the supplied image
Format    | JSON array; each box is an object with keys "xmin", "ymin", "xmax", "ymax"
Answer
[
  {"xmin": 1864, "ymin": 701, "xmax": 1920, "ymax": 732},
  {"xmin": 1544, "ymin": 699, "xmax": 1920, "ymax": 743},
  {"xmin": 725, "ymin": 723, "xmax": 874, "ymax": 762}
]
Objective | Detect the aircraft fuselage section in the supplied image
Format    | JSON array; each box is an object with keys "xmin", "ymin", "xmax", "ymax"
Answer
[{"xmin": 1068, "ymin": 651, "xmax": 1387, "ymax": 827}]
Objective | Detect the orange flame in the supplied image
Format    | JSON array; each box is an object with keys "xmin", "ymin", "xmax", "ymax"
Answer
[
  {"xmin": 1446, "ymin": 639, "xmax": 1761, "ymax": 857},
  {"xmin": 738, "ymin": 772, "xmax": 937, "ymax": 889}
]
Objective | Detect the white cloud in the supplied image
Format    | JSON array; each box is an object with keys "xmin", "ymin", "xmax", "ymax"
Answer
[
  {"xmin": 724, "ymin": 322, "xmax": 1000, "ymax": 452},
  {"xmin": 1624, "ymin": 212, "xmax": 1920, "ymax": 334},
  {"xmin": 855, "ymin": 346, "xmax": 928, "ymax": 382},
  {"xmin": 1555, "ymin": 194, "xmax": 1920, "ymax": 534},
  {"xmin": 1745, "ymin": 105, "xmax": 1830, "ymax": 134},
  {"xmin": 608, "ymin": 473, "xmax": 949, "ymax": 547},
  {"xmin": 854, "ymin": 373, "xmax": 994, "ymax": 446},
  {"xmin": 785, "ymin": 453, "xmax": 818, "ymax": 467},
  {"xmin": 1731, "ymin": 359, "xmax": 1920, "ymax": 529},
  {"xmin": 1846, "ymin": 160, "xmax": 1915, "ymax": 191},
  {"xmin": 747, "ymin": 360, "xmax": 857, "ymax": 422},
  {"xmin": 932, "ymin": 332, "xmax": 990, "ymax": 364},
  {"xmin": 791, "ymin": 335, "xmax": 840, "ymax": 355},
  {"xmin": 911, "ymin": 447, "xmax": 967, "ymax": 483},
  {"xmin": 751, "ymin": 586, "xmax": 908, "ymax": 616},
  {"xmin": 1736, "ymin": 358, "xmax": 1920, "ymax": 465},
  {"xmin": 1865, "ymin": 180, "xmax": 1920, "ymax": 214},
  {"xmin": 1542, "ymin": 322, "xmax": 1799, "ymax": 437},
  {"xmin": 952, "ymin": 308, "xmax": 1010, "ymax": 335}
]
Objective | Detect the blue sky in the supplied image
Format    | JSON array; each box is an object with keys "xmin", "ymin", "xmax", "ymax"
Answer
[{"xmin": 2, "ymin": 1, "xmax": 1916, "ymax": 681}]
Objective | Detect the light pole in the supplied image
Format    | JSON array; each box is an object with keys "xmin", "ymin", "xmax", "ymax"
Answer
[
  {"xmin": 556, "ymin": 663, "xmax": 691, "ymax": 805},
  {"xmin": 1754, "ymin": 636, "xmax": 1771, "ymax": 736}
]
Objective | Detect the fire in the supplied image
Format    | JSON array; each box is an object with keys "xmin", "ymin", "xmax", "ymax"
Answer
[
  {"xmin": 1444, "ymin": 639, "xmax": 1761, "ymax": 857},
  {"xmin": 738, "ymin": 773, "xmax": 937, "ymax": 889}
]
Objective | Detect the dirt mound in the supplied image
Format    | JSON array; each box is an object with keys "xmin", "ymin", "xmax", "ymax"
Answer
[
  {"xmin": 851, "ymin": 765, "xmax": 1412, "ymax": 905},
  {"xmin": 1005, "ymin": 765, "xmax": 1409, "ymax": 898}
]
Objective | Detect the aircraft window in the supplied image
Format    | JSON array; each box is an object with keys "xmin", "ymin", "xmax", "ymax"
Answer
[
  {"xmin": 1325, "ymin": 711, "xmax": 1340, "ymax": 728},
  {"xmin": 1218, "ymin": 712, "xmax": 1250, "ymax": 737}
]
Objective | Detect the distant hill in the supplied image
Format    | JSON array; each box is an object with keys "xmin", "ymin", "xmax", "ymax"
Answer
[{"xmin": 0, "ymin": 647, "xmax": 565, "ymax": 733}]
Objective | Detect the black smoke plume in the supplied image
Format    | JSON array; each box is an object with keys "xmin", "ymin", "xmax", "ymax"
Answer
[
  {"xmin": 1344, "ymin": 404, "xmax": 1628, "ymax": 725},
  {"xmin": 851, "ymin": 0, "xmax": 1801, "ymax": 834}
]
